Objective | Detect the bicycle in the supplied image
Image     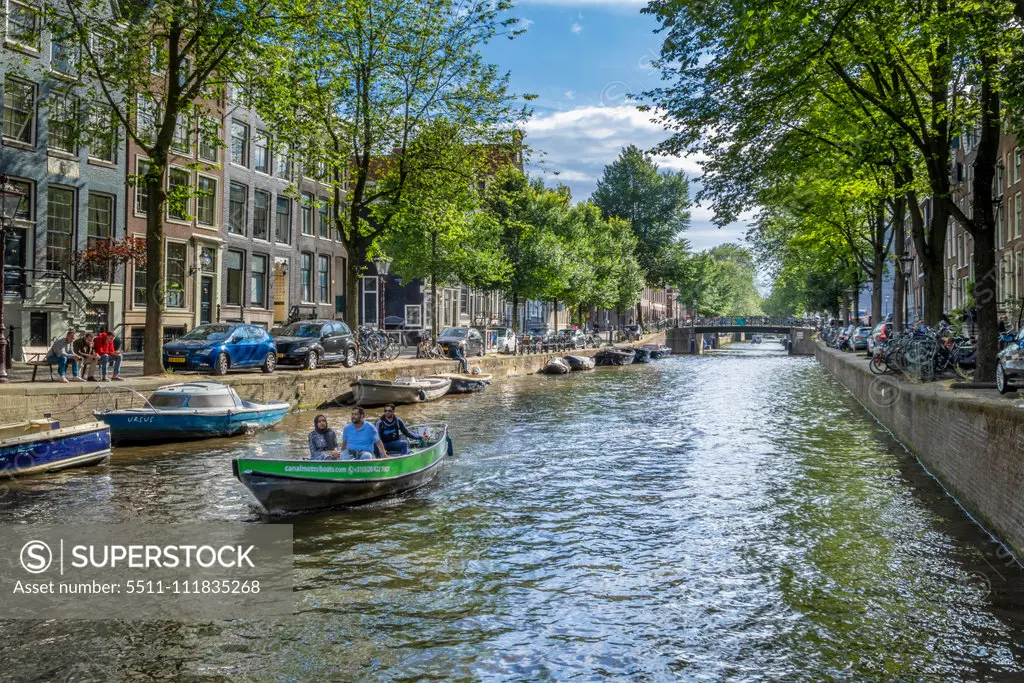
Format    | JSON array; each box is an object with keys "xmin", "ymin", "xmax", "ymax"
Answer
[
  {"xmin": 416, "ymin": 336, "xmax": 445, "ymax": 359},
  {"xmin": 358, "ymin": 326, "xmax": 401, "ymax": 363}
]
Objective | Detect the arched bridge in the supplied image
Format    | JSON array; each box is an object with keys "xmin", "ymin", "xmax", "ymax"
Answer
[{"xmin": 667, "ymin": 318, "xmax": 817, "ymax": 355}]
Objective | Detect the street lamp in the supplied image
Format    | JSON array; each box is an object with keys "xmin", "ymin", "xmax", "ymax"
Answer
[
  {"xmin": 899, "ymin": 252, "xmax": 915, "ymax": 328},
  {"xmin": 374, "ymin": 257, "xmax": 391, "ymax": 330},
  {"xmin": 0, "ymin": 175, "xmax": 26, "ymax": 383},
  {"xmin": 884, "ymin": 294, "xmax": 890, "ymax": 318}
]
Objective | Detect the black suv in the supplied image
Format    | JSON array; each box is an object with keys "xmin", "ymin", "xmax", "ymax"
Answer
[{"xmin": 273, "ymin": 320, "xmax": 358, "ymax": 369}]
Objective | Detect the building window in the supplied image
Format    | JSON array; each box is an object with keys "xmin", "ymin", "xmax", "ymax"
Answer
[
  {"xmin": 170, "ymin": 114, "xmax": 191, "ymax": 155},
  {"xmin": 275, "ymin": 197, "xmax": 291, "ymax": 244},
  {"xmin": 362, "ymin": 276, "xmax": 378, "ymax": 325},
  {"xmin": 46, "ymin": 187, "xmax": 74, "ymax": 273},
  {"xmin": 460, "ymin": 289, "xmax": 468, "ymax": 315},
  {"xmin": 253, "ymin": 131, "xmax": 270, "ymax": 174},
  {"xmin": 317, "ymin": 254, "xmax": 329, "ymax": 303},
  {"xmin": 47, "ymin": 91, "xmax": 78, "ymax": 153},
  {"xmin": 300, "ymin": 252, "xmax": 312, "ymax": 302},
  {"xmin": 229, "ymin": 182, "xmax": 247, "ymax": 235},
  {"xmin": 253, "ymin": 189, "xmax": 269, "ymax": 240},
  {"xmin": 1016, "ymin": 149, "xmax": 1022, "ymax": 185},
  {"xmin": 2, "ymin": 77, "xmax": 35, "ymax": 145},
  {"xmin": 1017, "ymin": 193, "xmax": 1022, "ymax": 240},
  {"xmin": 198, "ymin": 117, "xmax": 219, "ymax": 162},
  {"xmin": 6, "ymin": 0, "xmax": 39, "ymax": 49},
  {"xmin": 166, "ymin": 242, "xmax": 186, "ymax": 308},
  {"xmin": 87, "ymin": 102, "xmax": 117, "ymax": 162},
  {"xmin": 167, "ymin": 167, "xmax": 192, "ymax": 221},
  {"xmin": 318, "ymin": 198, "xmax": 329, "ymax": 238},
  {"xmin": 86, "ymin": 193, "xmax": 113, "ymax": 280},
  {"xmin": 51, "ymin": 39, "xmax": 77, "ymax": 76},
  {"xmin": 251, "ymin": 253, "xmax": 267, "ymax": 307},
  {"xmin": 136, "ymin": 95, "xmax": 157, "ymax": 144},
  {"xmin": 134, "ymin": 158, "xmax": 151, "ymax": 215},
  {"xmin": 196, "ymin": 176, "xmax": 217, "ymax": 226},
  {"xmin": 8, "ymin": 178, "xmax": 31, "ymax": 221},
  {"xmin": 406, "ymin": 305, "xmax": 422, "ymax": 328},
  {"xmin": 230, "ymin": 119, "xmax": 248, "ymax": 166},
  {"xmin": 275, "ymin": 145, "xmax": 291, "ymax": 180},
  {"xmin": 301, "ymin": 193, "xmax": 313, "ymax": 235},
  {"xmin": 133, "ymin": 261, "xmax": 147, "ymax": 307},
  {"xmin": 226, "ymin": 249, "xmax": 243, "ymax": 306}
]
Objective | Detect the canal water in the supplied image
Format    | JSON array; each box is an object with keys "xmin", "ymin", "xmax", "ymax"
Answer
[{"xmin": 2, "ymin": 342, "xmax": 1024, "ymax": 681}]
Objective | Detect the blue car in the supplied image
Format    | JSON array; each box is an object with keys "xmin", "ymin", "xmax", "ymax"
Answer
[{"xmin": 163, "ymin": 323, "xmax": 278, "ymax": 376}]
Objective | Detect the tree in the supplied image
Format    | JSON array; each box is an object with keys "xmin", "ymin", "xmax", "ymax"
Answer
[
  {"xmin": 591, "ymin": 145, "xmax": 691, "ymax": 323},
  {"xmin": 258, "ymin": 0, "xmax": 527, "ymax": 330},
  {"xmin": 707, "ymin": 244, "xmax": 764, "ymax": 316},
  {"xmin": 49, "ymin": 0, "xmax": 290, "ymax": 373}
]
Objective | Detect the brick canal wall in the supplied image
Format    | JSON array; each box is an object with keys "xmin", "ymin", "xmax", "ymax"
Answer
[
  {"xmin": 0, "ymin": 331, "xmax": 666, "ymax": 429},
  {"xmin": 816, "ymin": 344, "xmax": 1024, "ymax": 557}
]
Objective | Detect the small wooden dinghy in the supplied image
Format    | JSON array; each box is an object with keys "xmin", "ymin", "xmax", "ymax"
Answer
[
  {"xmin": 595, "ymin": 348, "xmax": 635, "ymax": 366},
  {"xmin": 564, "ymin": 355, "xmax": 595, "ymax": 371},
  {"xmin": 427, "ymin": 373, "xmax": 492, "ymax": 394},
  {"xmin": 351, "ymin": 376, "xmax": 451, "ymax": 406},
  {"xmin": 0, "ymin": 419, "xmax": 111, "ymax": 477},
  {"xmin": 541, "ymin": 357, "xmax": 570, "ymax": 374},
  {"xmin": 233, "ymin": 423, "xmax": 453, "ymax": 513}
]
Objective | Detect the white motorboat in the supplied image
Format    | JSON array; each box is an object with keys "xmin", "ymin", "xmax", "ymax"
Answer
[{"xmin": 351, "ymin": 376, "xmax": 452, "ymax": 406}]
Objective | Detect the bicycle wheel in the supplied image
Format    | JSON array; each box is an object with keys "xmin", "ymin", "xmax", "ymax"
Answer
[
  {"xmin": 386, "ymin": 339, "xmax": 401, "ymax": 362},
  {"xmin": 869, "ymin": 356, "xmax": 889, "ymax": 375},
  {"xmin": 954, "ymin": 357, "xmax": 975, "ymax": 381}
]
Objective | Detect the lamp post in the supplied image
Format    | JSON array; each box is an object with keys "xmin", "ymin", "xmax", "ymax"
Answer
[
  {"xmin": 843, "ymin": 287, "xmax": 854, "ymax": 326},
  {"xmin": 884, "ymin": 294, "xmax": 890, "ymax": 319},
  {"xmin": 899, "ymin": 253, "xmax": 915, "ymax": 330},
  {"xmin": 0, "ymin": 176, "xmax": 26, "ymax": 382},
  {"xmin": 374, "ymin": 257, "xmax": 391, "ymax": 330}
]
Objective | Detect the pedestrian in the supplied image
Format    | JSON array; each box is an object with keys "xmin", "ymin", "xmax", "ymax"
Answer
[
  {"xmin": 73, "ymin": 332, "xmax": 100, "ymax": 381},
  {"xmin": 308, "ymin": 414, "xmax": 341, "ymax": 460},
  {"xmin": 340, "ymin": 407, "xmax": 388, "ymax": 460},
  {"xmin": 94, "ymin": 328, "xmax": 123, "ymax": 381},
  {"xmin": 375, "ymin": 404, "xmax": 417, "ymax": 455},
  {"xmin": 449, "ymin": 341, "xmax": 469, "ymax": 373},
  {"xmin": 47, "ymin": 330, "xmax": 83, "ymax": 383}
]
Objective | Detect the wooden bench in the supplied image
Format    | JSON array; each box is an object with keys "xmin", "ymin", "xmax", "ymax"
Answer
[{"xmin": 21, "ymin": 346, "xmax": 54, "ymax": 382}]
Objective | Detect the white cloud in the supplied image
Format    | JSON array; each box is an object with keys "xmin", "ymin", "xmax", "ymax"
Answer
[
  {"xmin": 570, "ymin": 22, "xmax": 583, "ymax": 34},
  {"xmin": 523, "ymin": 105, "xmax": 746, "ymax": 251},
  {"xmin": 564, "ymin": 90, "xmax": 575, "ymax": 99},
  {"xmin": 515, "ymin": 18, "xmax": 534, "ymax": 31}
]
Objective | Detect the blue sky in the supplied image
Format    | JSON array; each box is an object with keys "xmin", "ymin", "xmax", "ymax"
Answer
[{"xmin": 482, "ymin": 0, "xmax": 749, "ymax": 252}]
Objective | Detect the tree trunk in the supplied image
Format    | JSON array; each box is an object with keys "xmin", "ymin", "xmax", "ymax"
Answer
[
  {"xmin": 636, "ymin": 300, "xmax": 643, "ymax": 327},
  {"xmin": 430, "ymin": 278, "xmax": 438, "ymax": 340},
  {"xmin": 870, "ymin": 203, "xmax": 885, "ymax": 325},
  {"xmin": 142, "ymin": 173, "xmax": 167, "ymax": 375},
  {"xmin": 907, "ymin": 192, "xmax": 948, "ymax": 326},
  {"xmin": 512, "ymin": 294, "xmax": 519, "ymax": 334},
  {"xmin": 346, "ymin": 260, "xmax": 361, "ymax": 332},
  {"xmin": 892, "ymin": 194, "xmax": 907, "ymax": 334},
  {"xmin": 553, "ymin": 299, "xmax": 558, "ymax": 333}
]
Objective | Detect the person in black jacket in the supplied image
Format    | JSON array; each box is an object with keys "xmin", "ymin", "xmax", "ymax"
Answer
[{"xmin": 375, "ymin": 404, "xmax": 417, "ymax": 455}]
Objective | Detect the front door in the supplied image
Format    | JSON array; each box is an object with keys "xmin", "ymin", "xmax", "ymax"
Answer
[
  {"xmin": 200, "ymin": 276, "xmax": 213, "ymax": 325},
  {"xmin": 273, "ymin": 262, "xmax": 288, "ymax": 324}
]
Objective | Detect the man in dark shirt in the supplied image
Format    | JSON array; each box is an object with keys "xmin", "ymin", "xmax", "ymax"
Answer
[{"xmin": 375, "ymin": 404, "xmax": 417, "ymax": 455}]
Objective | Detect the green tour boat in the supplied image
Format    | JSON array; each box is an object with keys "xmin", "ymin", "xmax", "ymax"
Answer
[{"xmin": 232, "ymin": 423, "xmax": 452, "ymax": 513}]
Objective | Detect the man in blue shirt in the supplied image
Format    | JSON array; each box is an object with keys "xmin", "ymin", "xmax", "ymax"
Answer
[{"xmin": 341, "ymin": 407, "xmax": 388, "ymax": 460}]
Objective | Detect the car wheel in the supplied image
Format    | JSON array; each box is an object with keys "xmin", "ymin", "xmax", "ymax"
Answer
[
  {"xmin": 997, "ymin": 362, "xmax": 1012, "ymax": 394},
  {"xmin": 344, "ymin": 347, "xmax": 357, "ymax": 368},
  {"xmin": 304, "ymin": 350, "xmax": 319, "ymax": 371},
  {"xmin": 262, "ymin": 352, "xmax": 277, "ymax": 374},
  {"xmin": 213, "ymin": 352, "xmax": 229, "ymax": 376},
  {"xmin": 477, "ymin": 345, "xmax": 485, "ymax": 357}
]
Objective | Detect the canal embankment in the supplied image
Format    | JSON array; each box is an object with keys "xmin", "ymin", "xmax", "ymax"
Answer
[
  {"xmin": 0, "ymin": 332, "xmax": 664, "ymax": 428},
  {"xmin": 816, "ymin": 343, "xmax": 1024, "ymax": 558}
]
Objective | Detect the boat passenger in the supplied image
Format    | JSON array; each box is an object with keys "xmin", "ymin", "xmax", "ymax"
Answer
[
  {"xmin": 341, "ymin": 407, "xmax": 388, "ymax": 460},
  {"xmin": 375, "ymin": 404, "xmax": 417, "ymax": 455},
  {"xmin": 48, "ymin": 330, "xmax": 84, "ymax": 383},
  {"xmin": 308, "ymin": 414, "xmax": 341, "ymax": 460}
]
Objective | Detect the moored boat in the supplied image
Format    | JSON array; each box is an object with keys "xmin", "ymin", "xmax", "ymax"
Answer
[
  {"xmin": 0, "ymin": 419, "xmax": 111, "ymax": 477},
  {"xmin": 427, "ymin": 373, "xmax": 492, "ymax": 394},
  {"xmin": 541, "ymin": 357, "xmax": 570, "ymax": 374},
  {"xmin": 642, "ymin": 344, "xmax": 671, "ymax": 359},
  {"xmin": 351, "ymin": 376, "xmax": 451, "ymax": 406},
  {"xmin": 631, "ymin": 347, "xmax": 652, "ymax": 364},
  {"xmin": 564, "ymin": 355, "xmax": 595, "ymax": 371},
  {"xmin": 94, "ymin": 382, "xmax": 289, "ymax": 445},
  {"xmin": 595, "ymin": 348, "xmax": 635, "ymax": 366},
  {"xmin": 233, "ymin": 423, "xmax": 453, "ymax": 513}
]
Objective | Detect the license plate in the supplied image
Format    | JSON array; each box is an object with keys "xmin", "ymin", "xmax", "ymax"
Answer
[
  {"xmin": 167, "ymin": 356, "xmax": 185, "ymax": 364},
  {"xmin": 277, "ymin": 353, "xmax": 284, "ymax": 359}
]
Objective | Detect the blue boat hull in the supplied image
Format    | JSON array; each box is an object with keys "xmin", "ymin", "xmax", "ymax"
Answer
[
  {"xmin": 0, "ymin": 423, "xmax": 111, "ymax": 477},
  {"xmin": 96, "ymin": 405, "xmax": 290, "ymax": 445}
]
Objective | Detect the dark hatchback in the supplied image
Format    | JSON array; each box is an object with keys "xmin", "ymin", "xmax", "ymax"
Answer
[
  {"xmin": 272, "ymin": 320, "xmax": 358, "ymax": 370},
  {"xmin": 438, "ymin": 327, "xmax": 485, "ymax": 358}
]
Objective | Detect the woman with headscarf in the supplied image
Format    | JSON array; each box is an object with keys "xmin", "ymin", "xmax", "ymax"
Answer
[{"xmin": 308, "ymin": 414, "xmax": 340, "ymax": 460}]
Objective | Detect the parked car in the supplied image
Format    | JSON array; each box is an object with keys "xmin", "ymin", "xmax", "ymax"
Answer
[
  {"xmin": 996, "ymin": 328, "xmax": 1024, "ymax": 394},
  {"xmin": 623, "ymin": 323, "xmax": 643, "ymax": 341},
  {"xmin": 163, "ymin": 323, "xmax": 277, "ymax": 375},
  {"xmin": 490, "ymin": 327, "xmax": 517, "ymax": 354},
  {"xmin": 272, "ymin": 320, "xmax": 358, "ymax": 370},
  {"xmin": 852, "ymin": 326, "xmax": 873, "ymax": 350},
  {"xmin": 437, "ymin": 327, "xmax": 485, "ymax": 358},
  {"xmin": 867, "ymin": 322, "xmax": 892, "ymax": 352},
  {"xmin": 556, "ymin": 328, "xmax": 586, "ymax": 349},
  {"xmin": 521, "ymin": 326, "xmax": 555, "ymax": 349}
]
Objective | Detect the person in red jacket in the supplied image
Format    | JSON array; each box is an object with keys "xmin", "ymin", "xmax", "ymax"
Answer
[{"xmin": 93, "ymin": 329, "xmax": 123, "ymax": 381}]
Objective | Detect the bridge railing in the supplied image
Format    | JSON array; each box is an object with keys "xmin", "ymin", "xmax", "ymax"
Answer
[{"xmin": 687, "ymin": 316, "xmax": 815, "ymax": 327}]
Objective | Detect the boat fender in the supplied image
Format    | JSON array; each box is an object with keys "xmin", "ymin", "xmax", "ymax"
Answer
[
  {"xmin": 446, "ymin": 435, "xmax": 454, "ymax": 457},
  {"xmin": 418, "ymin": 389, "xmax": 427, "ymax": 401}
]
